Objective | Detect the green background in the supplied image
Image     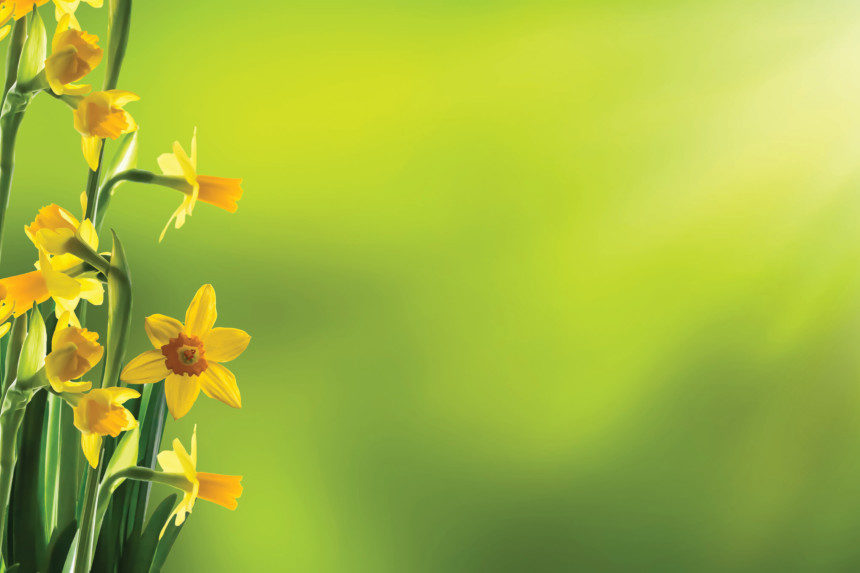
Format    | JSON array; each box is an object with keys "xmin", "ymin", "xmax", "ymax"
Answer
[{"xmin": 5, "ymin": 0, "xmax": 860, "ymax": 570}]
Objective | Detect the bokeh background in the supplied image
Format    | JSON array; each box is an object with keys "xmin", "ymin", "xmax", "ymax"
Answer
[{"xmin": 5, "ymin": 0, "xmax": 860, "ymax": 570}]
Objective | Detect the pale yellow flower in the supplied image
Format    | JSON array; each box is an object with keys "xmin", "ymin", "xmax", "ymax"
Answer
[
  {"xmin": 157, "ymin": 129, "xmax": 243, "ymax": 241},
  {"xmin": 45, "ymin": 320, "xmax": 103, "ymax": 393},
  {"xmin": 73, "ymin": 90, "xmax": 139, "ymax": 170},
  {"xmin": 120, "ymin": 284, "xmax": 249, "ymax": 419},
  {"xmin": 26, "ymin": 203, "xmax": 104, "ymax": 322},
  {"xmin": 72, "ymin": 387, "xmax": 138, "ymax": 467},
  {"xmin": 53, "ymin": 0, "xmax": 102, "ymax": 22},
  {"xmin": 156, "ymin": 426, "xmax": 243, "ymax": 536},
  {"xmin": 45, "ymin": 13, "xmax": 102, "ymax": 95}
]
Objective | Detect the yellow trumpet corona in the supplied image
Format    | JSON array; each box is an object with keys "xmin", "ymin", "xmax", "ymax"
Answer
[
  {"xmin": 45, "ymin": 321, "xmax": 103, "ymax": 393},
  {"xmin": 156, "ymin": 426, "xmax": 243, "ymax": 536},
  {"xmin": 72, "ymin": 387, "xmax": 139, "ymax": 468},
  {"xmin": 45, "ymin": 14, "xmax": 103, "ymax": 95},
  {"xmin": 73, "ymin": 90, "xmax": 139, "ymax": 171},
  {"xmin": 157, "ymin": 129, "xmax": 244, "ymax": 241}
]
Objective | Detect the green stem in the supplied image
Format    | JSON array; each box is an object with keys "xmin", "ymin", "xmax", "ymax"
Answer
[
  {"xmin": 85, "ymin": 0, "xmax": 133, "ymax": 227},
  {"xmin": 74, "ymin": 235, "xmax": 132, "ymax": 573},
  {"xmin": 0, "ymin": 383, "xmax": 35, "ymax": 560},
  {"xmin": 0, "ymin": 91, "xmax": 29, "ymax": 267}
]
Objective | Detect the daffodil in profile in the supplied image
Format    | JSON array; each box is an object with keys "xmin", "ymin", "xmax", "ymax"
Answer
[
  {"xmin": 46, "ymin": 319, "xmax": 103, "ymax": 393},
  {"xmin": 120, "ymin": 284, "xmax": 249, "ymax": 419},
  {"xmin": 73, "ymin": 89, "xmax": 139, "ymax": 170},
  {"xmin": 156, "ymin": 426, "xmax": 243, "ymax": 536},
  {"xmin": 45, "ymin": 14, "xmax": 102, "ymax": 95},
  {"xmin": 26, "ymin": 203, "xmax": 104, "ymax": 321},
  {"xmin": 53, "ymin": 0, "xmax": 102, "ymax": 22},
  {"xmin": 0, "ymin": 269, "xmax": 49, "ymax": 316},
  {"xmin": 71, "ymin": 386, "xmax": 139, "ymax": 467},
  {"xmin": 157, "ymin": 129, "xmax": 243, "ymax": 241}
]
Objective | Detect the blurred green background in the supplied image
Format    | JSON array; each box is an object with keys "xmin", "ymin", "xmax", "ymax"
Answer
[{"xmin": 6, "ymin": 0, "xmax": 860, "ymax": 570}]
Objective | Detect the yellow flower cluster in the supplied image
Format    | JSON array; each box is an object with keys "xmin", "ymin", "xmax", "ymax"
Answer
[{"xmin": 0, "ymin": 3, "xmax": 248, "ymax": 542}]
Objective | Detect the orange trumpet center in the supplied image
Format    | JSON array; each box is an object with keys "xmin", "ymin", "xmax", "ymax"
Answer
[{"xmin": 162, "ymin": 333, "xmax": 208, "ymax": 376}]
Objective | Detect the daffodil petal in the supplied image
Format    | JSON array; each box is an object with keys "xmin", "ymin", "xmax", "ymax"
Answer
[
  {"xmin": 184, "ymin": 284, "xmax": 216, "ymax": 337},
  {"xmin": 81, "ymin": 432, "xmax": 102, "ymax": 468},
  {"xmin": 157, "ymin": 450, "xmax": 183, "ymax": 474},
  {"xmin": 165, "ymin": 373, "xmax": 200, "ymax": 420},
  {"xmin": 144, "ymin": 314, "xmax": 183, "ymax": 348},
  {"xmin": 120, "ymin": 349, "xmax": 169, "ymax": 384},
  {"xmin": 198, "ymin": 363, "xmax": 241, "ymax": 409},
  {"xmin": 202, "ymin": 327, "xmax": 250, "ymax": 363}
]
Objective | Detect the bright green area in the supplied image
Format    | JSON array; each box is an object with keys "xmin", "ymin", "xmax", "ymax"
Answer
[{"xmin": 4, "ymin": 0, "xmax": 860, "ymax": 570}]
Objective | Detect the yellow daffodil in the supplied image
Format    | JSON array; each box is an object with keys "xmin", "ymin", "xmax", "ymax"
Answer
[
  {"xmin": 0, "ymin": 269, "xmax": 50, "ymax": 315},
  {"xmin": 156, "ymin": 426, "xmax": 243, "ymax": 536},
  {"xmin": 157, "ymin": 129, "xmax": 243, "ymax": 241},
  {"xmin": 71, "ymin": 386, "xmax": 138, "ymax": 467},
  {"xmin": 120, "ymin": 284, "xmax": 249, "ymax": 420},
  {"xmin": 53, "ymin": 0, "xmax": 101, "ymax": 22},
  {"xmin": 0, "ymin": 1, "xmax": 52, "ymax": 41},
  {"xmin": 26, "ymin": 203, "xmax": 104, "ymax": 322},
  {"xmin": 0, "ymin": 0, "xmax": 50, "ymax": 23},
  {"xmin": 45, "ymin": 14, "xmax": 102, "ymax": 96},
  {"xmin": 45, "ymin": 320, "xmax": 103, "ymax": 393},
  {"xmin": 73, "ymin": 89, "xmax": 139, "ymax": 170}
]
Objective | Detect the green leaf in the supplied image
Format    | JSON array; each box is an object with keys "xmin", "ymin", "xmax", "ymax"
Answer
[
  {"xmin": 118, "ymin": 494, "xmax": 177, "ymax": 573},
  {"xmin": 129, "ymin": 381, "xmax": 166, "ymax": 534},
  {"xmin": 46, "ymin": 520, "xmax": 76, "ymax": 573},
  {"xmin": 101, "ymin": 231, "xmax": 131, "ymax": 390},
  {"xmin": 17, "ymin": 306, "xmax": 45, "ymax": 382},
  {"xmin": 150, "ymin": 517, "xmax": 185, "ymax": 572},
  {"xmin": 43, "ymin": 394, "xmax": 62, "ymax": 539},
  {"xmin": 16, "ymin": 6, "xmax": 45, "ymax": 86},
  {"xmin": 8, "ymin": 392, "xmax": 46, "ymax": 570}
]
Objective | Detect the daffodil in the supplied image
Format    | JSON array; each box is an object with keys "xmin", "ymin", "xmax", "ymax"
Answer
[
  {"xmin": 45, "ymin": 320, "xmax": 103, "ymax": 393},
  {"xmin": 156, "ymin": 426, "xmax": 242, "ymax": 536},
  {"xmin": 157, "ymin": 129, "xmax": 243, "ymax": 241},
  {"xmin": 53, "ymin": 0, "xmax": 101, "ymax": 22},
  {"xmin": 0, "ymin": 0, "xmax": 51, "ymax": 23},
  {"xmin": 0, "ymin": 269, "xmax": 49, "ymax": 315},
  {"xmin": 71, "ymin": 386, "xmax": 138, "ymax": 467},
  {"xmin": 26, "ymin": 203, "xmax": 104, "ymax": 322},
  {"xmin": 120, "ymin": 284, "xmax": 248, "ymax": 419},
  {"xmin": 0, "ymin": 1, "xmax": 53, "ymax": 42},
  {"xmin": 73, "ymin": 89, "xmax": 138, "ymax": 170},
  {"xmin": 45, "ymin": 14, "xmax": 102, "ymax": 96}
]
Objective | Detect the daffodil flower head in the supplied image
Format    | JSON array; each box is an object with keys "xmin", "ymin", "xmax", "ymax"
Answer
[
  {"xmin": 0, "ymin": 1, "xmax": 51, "ymax": 23},
  {"xmin": 45, "ymin": 14, "xmax": 103, "ymax": 96},
  {"xmin": 157, "ymin": 129, "xmax": 243, "ymax": 241},
  {"xmin": 121, "ymin": 284, "xmax": 250, "ymax": 419},
  {"xmin": 73, "ymin": 89, "xmax": 139, "ymax": 170},
  {"xmin": 72, "ymin": 386, "xmax": 139, "ymax": 467},
  {"xmin": 53, "ymin": 0, "xmax": 102, "ymax": 22},
  {"xmin": 45, "ymin": 319, "xmax": 103, "ymax": 393},
  {"xmin": 27, "ymin": 204, "xmax": 104, "ymax": 320},
  {"xmin": 156, "ymin": 426, "xmax": 243, "ymax": 537},
  {"xmin": 0, "ymin": 270, "xmax": 47, "ymax": 318}
]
